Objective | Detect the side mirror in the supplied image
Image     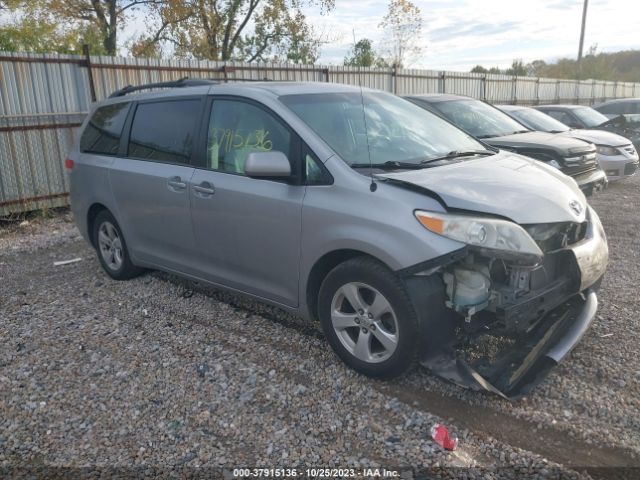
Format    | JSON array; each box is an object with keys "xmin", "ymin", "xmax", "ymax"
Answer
[{"xmin": 244, "ymin": 151, "xmax": 291, "ymax": 178}]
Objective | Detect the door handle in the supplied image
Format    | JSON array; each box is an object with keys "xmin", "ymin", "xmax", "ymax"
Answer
[
  {"xmin": 167, "ymin": 176, "xmax": 187, "ymax": 191},
  {"xmin": 193, "ymin": 182, "xmax": 215, "ymax": 196}
]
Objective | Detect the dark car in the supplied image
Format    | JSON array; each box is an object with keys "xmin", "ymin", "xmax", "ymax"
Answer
[
  {"xmin": 535, "ymin": 104, "xmax": 640, "ymax": 151},
  {"xmin": 594, "ymin": 98, "xmax": 640, "ymax": 117},
  {"xmin": 405, "ymin": 94, "xmax": 607, "ymax": 196}
]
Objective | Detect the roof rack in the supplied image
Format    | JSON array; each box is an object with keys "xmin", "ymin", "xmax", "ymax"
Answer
[
  {"xmin": 109, "ymin": 77, "xmax": 218, "ymax": 98},
  {"xmin": 108, "ymin": 76, "xmax": 281, "ymax": 99}
]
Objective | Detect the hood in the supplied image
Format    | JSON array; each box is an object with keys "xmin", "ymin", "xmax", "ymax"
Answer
[
  {"xmin": 564, "ymin": 128, "xmax": 633, "ymax": 147},
  {"xmin": 377, "ymin": 151, "xmax": 587, "ymax": 224},
  {"xmin": 485, "ymin": 131, "xmax": 592, "ymax": 152}
]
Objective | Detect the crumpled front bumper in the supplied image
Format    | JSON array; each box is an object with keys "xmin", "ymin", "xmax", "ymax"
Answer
[
  {"xmin": 416, "ymin": 206, "xmax": 609, "ymax": 400},
  {"xmin": 420, "ymin": 289, "xmax": 599, "ymax": 399}
]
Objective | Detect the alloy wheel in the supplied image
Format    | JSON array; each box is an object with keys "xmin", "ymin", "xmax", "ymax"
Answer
[{"xmin": 330, "ymin": 282, "xmax": 399, "ymax": 363}]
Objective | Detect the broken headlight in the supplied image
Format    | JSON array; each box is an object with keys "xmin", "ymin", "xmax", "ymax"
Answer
[{"xmin": 415, "ymin": 210, "xmax": 543, "ymax": 263}]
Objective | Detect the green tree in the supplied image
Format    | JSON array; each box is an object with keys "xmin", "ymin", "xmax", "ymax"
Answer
[
  {"xmin": 344, "ymin": 38, "xmax": 386, "ymax": 67},
  {"xmin": 137, "ymin": 0, "xmax": 335, "ymax": 62},
  {"xmin": 505, "ymin": 59, "xmax": 527, "ymax": 76},
  {"xmin": 470, "ymin": 65, "xmax": 488, "ymax": 74},
  {"xmin": 3, "ymin": 1, "xmax": 159, "ymax": 55},
  {"xmin": 0, "ymin": 13, "xmax": 107, "ymax": 54},
  {"xmin": 378, "ymin": 0, "xmax": 423, "ymax": 68}
]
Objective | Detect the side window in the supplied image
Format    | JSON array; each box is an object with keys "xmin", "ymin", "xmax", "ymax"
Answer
[
  {"xmin": 546, "ymin": 110, "xmax": 573, "ymax": 125},
  {"xmin": 80, "ymin": 102, "xmax": 130, "ymax": 155},
  {"xmin": 597, "ymin": 102, "xmax": 622, "ymax": 115},
  {"xmin": 206, "ymin": 100, "xmax": 292, "ymax": 175},
  {"xmin": 304, "ymin": 150, "xmax": 332, "ymax": 185},
  {"xmin": 128, "ymin": 99, "xmax": 201, "ymax": 164}
]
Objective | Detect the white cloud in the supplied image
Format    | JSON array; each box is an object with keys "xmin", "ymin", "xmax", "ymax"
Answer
[{"xmin": 311, "ymin": 0, "xmax": 640, "ymax": 70}]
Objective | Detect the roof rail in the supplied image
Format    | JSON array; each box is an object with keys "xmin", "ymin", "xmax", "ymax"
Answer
[{"xmin": 109, "ymin": 77, "xmax": 218, "ymax": 98}]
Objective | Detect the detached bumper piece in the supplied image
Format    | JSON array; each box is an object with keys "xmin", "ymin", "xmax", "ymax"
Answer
[{"xmin": 420, "ymin": 291, "xmax": 598, "ymax": 400}]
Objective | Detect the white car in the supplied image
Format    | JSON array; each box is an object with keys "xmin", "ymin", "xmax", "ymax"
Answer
[{"xmin": 498, "ymin": 105, "xmax": 639, "ymax": 180}]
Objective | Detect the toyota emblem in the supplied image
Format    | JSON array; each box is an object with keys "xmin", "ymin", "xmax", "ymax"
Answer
[{"xmin": 569, "ymin": 200, "xmax": 583, "ymax": 216}]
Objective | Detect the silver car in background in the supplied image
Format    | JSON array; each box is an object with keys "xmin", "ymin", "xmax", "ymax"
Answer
[
  {"xmin": 68, "ymin": 80, "xmax": 608, "ymax": 399},
  {"xmin": 498, "ymin": 104, "xmax": 639, "ymax": 180}
]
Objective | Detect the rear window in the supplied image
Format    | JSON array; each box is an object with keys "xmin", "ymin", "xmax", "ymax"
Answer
[
  {"xmin": 128, "ymin": 99, "xmax": 201, "ymax": 164},
  {"xmin": 80, "ymin": 102, "xmax": 130, "ymax": 155}
]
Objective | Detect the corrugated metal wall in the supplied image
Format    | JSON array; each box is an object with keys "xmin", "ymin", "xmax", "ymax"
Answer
[{"xmin": 2, "ymin": 50, "xmax": 639, "ymax": 216}]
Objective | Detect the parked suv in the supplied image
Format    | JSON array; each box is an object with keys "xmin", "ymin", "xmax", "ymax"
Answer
[
  {"xmin": 406, "ymin": 94, "xmax": 607, "ymax": 196},
  {"xmin": 535, "ymin": 104, "xmax": 640, "ymax": 151},
  {"xmin": 69, "ymin": 80, "xmax": 608, "ymax": 398},
  {"xmin": 498, "ymin": 104, "xmax": 639, "ymax": 180}
]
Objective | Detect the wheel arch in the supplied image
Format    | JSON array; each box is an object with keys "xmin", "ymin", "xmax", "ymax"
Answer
[
  {"xmin": 86, "ymin": 202, "xmax": 110, "ymax": 248},
  {"xmin": 305, "ymin": 249, "xmax": 392, "ymax": 323}
]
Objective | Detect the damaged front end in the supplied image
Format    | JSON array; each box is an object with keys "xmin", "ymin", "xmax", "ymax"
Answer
[{"xmin": 405, "ymin": 207, "xmax": 608, "ymax": 399}]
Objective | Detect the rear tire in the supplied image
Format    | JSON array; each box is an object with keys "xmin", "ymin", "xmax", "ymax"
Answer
[
  {"xmin": 318, "ymin": 256, "xmax": 420, "ymax": 378},
  {"xmin": 92, "ymin": 210, "xmax": 143, "ymax": 280}
]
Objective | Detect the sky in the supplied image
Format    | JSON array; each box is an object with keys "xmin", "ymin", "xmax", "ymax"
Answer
[
  {"xmin": 2, "ymin": 0, "xmax": 639, "ymax": 71},
  {"xmin": 297, "ymin": 0, "xmax": 640, "ymax": 70}
]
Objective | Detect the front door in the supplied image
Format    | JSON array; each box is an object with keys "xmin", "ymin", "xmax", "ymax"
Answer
[{"xmin": 189, "ymin": 98, "xmax": 305, "ymax": 307}]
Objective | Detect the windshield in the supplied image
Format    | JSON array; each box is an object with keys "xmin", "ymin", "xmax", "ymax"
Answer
[
  {"xmin": 508, "ymin": 108, "xmax": 570, "ymax": 133},
  {"xmin": 432, "ymin": 99, "xmax": 529, "ymax": 138},
  {"xmin": 573, "ymin": 107, "xmax": 609, "ymax": 127},
  {"xmin": 279, "ymin": 91, "xmax": 486, "ymax": 167}
]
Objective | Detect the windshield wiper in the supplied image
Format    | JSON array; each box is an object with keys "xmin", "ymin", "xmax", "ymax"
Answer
[
  {"xmin": 420, "ymin": 149, "xmax": 495, "ymax": 165},
  {"xmin": 350, "ymin": 161, "xmax": 427, "ymax": 170}
]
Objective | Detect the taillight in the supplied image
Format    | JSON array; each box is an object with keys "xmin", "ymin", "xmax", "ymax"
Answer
[{"xmin": 65, "ymin": 158, "xmax": 74, "ymax": 169}]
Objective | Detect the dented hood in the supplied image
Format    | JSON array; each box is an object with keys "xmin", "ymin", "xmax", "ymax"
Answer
[
  {"xmin": 562, "ymin": 128, "xmax": 634, "ymax": 147},
  {"xmin": 378, "ymin": 151, "xmax": 588, "ymax": 224}
]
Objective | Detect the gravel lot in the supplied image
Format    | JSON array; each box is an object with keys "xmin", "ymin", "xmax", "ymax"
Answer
[{"xmin": 1, "ymin": 175, "xmax": 639, "ymax": 479}]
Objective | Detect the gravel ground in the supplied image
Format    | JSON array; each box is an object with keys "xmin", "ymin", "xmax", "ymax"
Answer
[{"xmin": 1, "ymin": 176, "xmax": 639, "ymax": 479}]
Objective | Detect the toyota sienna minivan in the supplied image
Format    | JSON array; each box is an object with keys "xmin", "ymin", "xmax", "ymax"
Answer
[{"xmin": 69, "ymin": 79, "xmax": 609, "ymax": 398}]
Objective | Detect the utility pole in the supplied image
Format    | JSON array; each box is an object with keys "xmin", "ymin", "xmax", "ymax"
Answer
[{"xmin": 577, "ymin": 0, "xmax": 589, "ymax": 79}]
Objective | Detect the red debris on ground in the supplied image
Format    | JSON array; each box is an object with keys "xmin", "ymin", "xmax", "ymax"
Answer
[{"xmin": 431, "ymin": 423, "xmax": 458, "ymax": 451}]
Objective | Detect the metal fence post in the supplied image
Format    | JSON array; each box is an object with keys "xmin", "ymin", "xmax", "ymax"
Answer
[
  {"xmin": 82, "ymin": 44, "xmax": 97, "ymax": 102},
  {"xmin": 535, "ymin": 77, "xmax": 540, "ymax": 105},
  {"xmin": 438, "ymin": 71, "xmax": 446, "ymax": 93},
  {"xmin": 323, "ymin": 68, "xmax": 330, "ymax": 82},
  {"xmin": 511, "ymin": 76, "xmax": 517, "ymax": 104},
  {"xmin": 480, "ymin": 73, "xmax": 487, "ymax": 101},
  {"xmin": 392, "ymin": 66, "xmax": 397, "ymax": 94},
  {"xmin": 555, "ymin": 80, "xmax": 560, "ymax": 103}
]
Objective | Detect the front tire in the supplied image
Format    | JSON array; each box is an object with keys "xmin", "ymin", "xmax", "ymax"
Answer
[
  {"xmin": 93, "ymin": 210, "xmax": 143, "ymax": 280},
  {"xmin": 318, "ymin": 257, "xmax": 420, "ymax": 378}
]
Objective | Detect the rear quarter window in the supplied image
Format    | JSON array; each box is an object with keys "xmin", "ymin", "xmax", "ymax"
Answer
[
  {"xmin": 127, "ymin": 99, "xmax": 202, "ymax": 164},
  {"xmin": 80, "ymin": 102, "xmax": 130, "ymax": 155}
]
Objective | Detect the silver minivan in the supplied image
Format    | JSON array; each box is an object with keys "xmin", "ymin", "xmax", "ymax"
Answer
[{"xmin": 68, "ymin": 80, "xmax": 609, "ymax": 398}]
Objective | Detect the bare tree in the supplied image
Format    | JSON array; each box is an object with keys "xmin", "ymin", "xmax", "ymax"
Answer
[{"xmin": 378, "ymin": 0, "xmax": 423, "ymax": 68}]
